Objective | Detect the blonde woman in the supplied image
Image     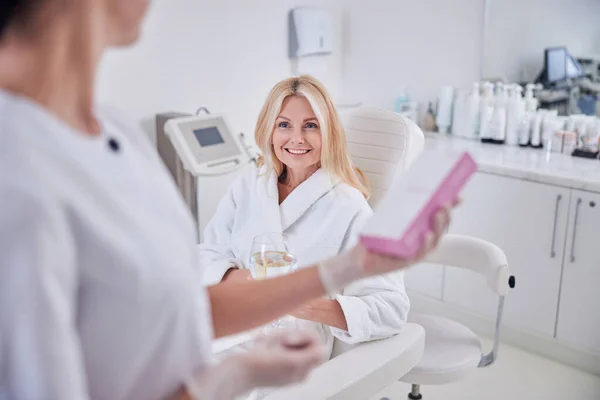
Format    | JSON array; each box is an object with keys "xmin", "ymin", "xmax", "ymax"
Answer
[{"xmin": 199, "ymin": 75, "xmax": 410, "ymax": 353}]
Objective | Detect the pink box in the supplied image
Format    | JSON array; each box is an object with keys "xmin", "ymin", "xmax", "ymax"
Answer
[{"xmin": 359, "ymin": 151, "xmax": 477, "ymax": 259}]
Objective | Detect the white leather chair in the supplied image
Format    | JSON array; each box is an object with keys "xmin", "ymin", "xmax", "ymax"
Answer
[
  {"xmin": 343, "ymin": 107, "xmax": 425, "ymax": 208},
  {"xmin": 214, "ymin": 324, "xmax": 425, "ymax": 400},
  {"xmin": 345, "ymin": 108, "xmax": 514, "ymax": 399},
  {"xmin": 262, "ymin": 108, "xmax": 513, "ymax": 400},
  {"xmin": 263, "ymin": 324, "xmax": 425, "ymax": 400},
  {"xmin": 400, "ymin": 235, "xmax": 512, "ymax": 399}
]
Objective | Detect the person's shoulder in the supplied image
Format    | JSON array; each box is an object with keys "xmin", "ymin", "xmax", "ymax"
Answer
[
  {"xmin": 224, "ymin": 162, "xmax": 264, "ymax": 198},
  {"xmin": 0, "ymin": 172, "xmax": 61, "ymax": 230},
  {"xmin": 96, "ymin": 104, "xmax": 155, "ymax": 150},
  {"xmin": 242, "ymin": 162, "xmax": 262, "ymax": 178},
  {"xmin": 0, "ymin": 91, "xmax": 32, "ymax": 147},
  {"xmin": 96, "ymin": 104, "xmax": 135, "ymax": 130},
  {"xmin": 0, "ymin": 95, "xmax": 48, "ymax": 188},
  {"xmin": 0, "ymin": 137, "xmax": 62, "ymax": 219},
  {"xmin": 333, "ymin": 182, "xmax": 372, "ymax": 214}
]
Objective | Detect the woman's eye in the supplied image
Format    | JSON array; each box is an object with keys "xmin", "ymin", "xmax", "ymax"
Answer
[
  {"xmin": 306, "ymin": 123, "xmax": 318, "ymax": 129},
  {"xmin": 278, "ymin": 122, "xmax": 290, "ymax": 128}
]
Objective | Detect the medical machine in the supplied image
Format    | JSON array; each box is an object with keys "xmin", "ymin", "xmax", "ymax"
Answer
[
  {"xmin": 533, "ymin": 47, "xmax": 589, "ymax": 115},
  {"xmin": 156, "ymin": 112, "xmax": 255, "ymax": 242},
  {"xmin": 536, "ymin": 47, "xmax": 585, "ymax": 86},
  {"xmin": 577, "ymin": 54, "xmax": 600, "ymax": 83}
]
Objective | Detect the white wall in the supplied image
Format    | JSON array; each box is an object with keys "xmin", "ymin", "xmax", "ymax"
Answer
[
  {"xmin": 97, "ymin": 0, "xmax": 598, "ymax": 139},
  {"xmin": 483, "ymin": 0, "xmax": 600, "ymax": 82},
  {"xmin": 97, "ymin": 0, "xmax": 343, "ymax": 142},
  {"xmin": 341, "ymin": 0, "xmax": 486, "ymax": 112}
]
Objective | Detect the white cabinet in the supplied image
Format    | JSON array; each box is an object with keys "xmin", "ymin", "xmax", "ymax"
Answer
[
  {"xmin": 556, "ymin": 190, "xmax": 600, "ymax": 354},
  {"xmin": 444, "ymin": 172, "xmax": 571, "ymax": 338}
]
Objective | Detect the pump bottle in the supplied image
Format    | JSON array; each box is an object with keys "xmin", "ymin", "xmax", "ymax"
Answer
[
  {"xmin": 479, "ymin": 82, "xmax": 495, "ymax": 142},
  {"xmin": 486, "ymin": 82, "xmax": 507, "ymax": 144}
]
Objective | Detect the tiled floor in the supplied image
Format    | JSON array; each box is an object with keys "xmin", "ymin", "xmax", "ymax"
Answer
[{"xmin": 369, "ymin": 337, "xmax": 600, "ymax": 400}]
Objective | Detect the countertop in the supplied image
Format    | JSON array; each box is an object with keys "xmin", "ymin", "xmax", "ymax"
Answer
[{"xmin": 423, "ymin": 133, "xmax": 600, "ymax": 193}]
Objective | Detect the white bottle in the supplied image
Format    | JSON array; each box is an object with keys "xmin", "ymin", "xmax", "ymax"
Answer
[
  {"xmin": 479, "ymin": 82, "xmax": 495, "ymax": 141},
  {"xmin": 464, "ymin": 82, "xmax": 481, "ymax": 139},
  {"xmin": 395, "ymin": 86, "xmax": 410, "ymax": 114},
  {"xmin": 524, "ymin": 83, "xmax": 538, "ymax": 112},
  {"xmin": 489, "ymin": 82, "xmax": 508, "ymax": 143},
  {"xmin": 530, "ymin": 109, "xmax": 546, "ymax": 148},
  {"xmin": 517, "ymin": 111, "xmax": 532, "ymax": 146},
  {"xmin": 517, "ymin": 84, "xmax": 539, "ymax": 147},
  {"xmin": 506, "ymin": 85, "xmax": 525, "ymax": 146},
  {"xmin": 451, "ymin": 90, "xmax": 466, "ymax": 137},
  {"xmin": 436, "ymin": 85, "xmax": 454, "ymax": 134}
]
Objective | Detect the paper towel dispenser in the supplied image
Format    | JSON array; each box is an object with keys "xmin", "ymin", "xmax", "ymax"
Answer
[{"xmin": 288, "ymin": 7, "xmax": 333, "ymax": 58}]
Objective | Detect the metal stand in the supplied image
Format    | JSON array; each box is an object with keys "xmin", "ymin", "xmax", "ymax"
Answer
[
  {"xmin": 175, "ymin": 156, "xmax": 199, "ymax": 242},
  {"xmin": 407, "ymin": 384, "xmax": 422, "ymax": 399}
]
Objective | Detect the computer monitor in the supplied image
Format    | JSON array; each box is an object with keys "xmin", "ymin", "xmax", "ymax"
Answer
[{"xmin": 546, "ymin": 47, "xmax": 567, "ymax": 83}]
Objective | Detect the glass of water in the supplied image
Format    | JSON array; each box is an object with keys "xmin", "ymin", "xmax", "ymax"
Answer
[{"xmin": 249, "ymin": 233, "xmax": 298, "ymax": 333}]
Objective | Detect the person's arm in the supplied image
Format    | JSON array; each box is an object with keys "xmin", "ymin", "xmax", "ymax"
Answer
[
  {"xmin": 288, "ymin": 208, "xmax": 373, "ymax": 332},
  {"xmin": 172, "ymin": 330, "xmax": 326, "ymax": 400},
  {"xmin": 290, "ymin": 297, "xmax": 348, "ymax": 330},
  {"xmin": 0, "ymin": 182, "xmax": 89, "ymax": 399},
  {"xmin": 330, "ymin": 272, "xmax": 409, "ymax": 343},
  {"xmin": 329, "ymin": 208, "xmax": 410, "ymax": 343},
  {"xmin": 208, "ymin": 267, "xmax": 326, "ymax": 338},
  {"xmin": 208, "ymin": 203, "xmax": 452, "ymax": 339}
]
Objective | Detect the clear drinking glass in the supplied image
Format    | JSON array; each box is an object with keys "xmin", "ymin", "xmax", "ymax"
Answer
[{"xmin": 249, "ymin": 233, "xmax": 298, "ymax": 333}]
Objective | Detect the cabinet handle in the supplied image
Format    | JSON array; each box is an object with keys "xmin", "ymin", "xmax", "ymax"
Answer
[
  {"xmin": 570, "ymin": 198, "xmax": 582, "ymax": 263},
  {"xmin": 550, "ymin": 194, "xmax": 562, "ymax": 258}
]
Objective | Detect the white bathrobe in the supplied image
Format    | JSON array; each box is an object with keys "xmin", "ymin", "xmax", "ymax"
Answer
[{"xmin": 199, "ymin": 163, "xmax": 410, "ymax": 353}]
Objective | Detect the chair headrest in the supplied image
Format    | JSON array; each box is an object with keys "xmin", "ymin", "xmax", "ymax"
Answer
[{"xmin": 341, "ymin": 107, "xmax": 425, "ymax": 206}]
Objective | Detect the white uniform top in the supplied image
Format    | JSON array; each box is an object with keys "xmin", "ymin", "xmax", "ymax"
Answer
[{"xmin": 0, "ymin": 90, "xmax": 213, "ymax": 400}]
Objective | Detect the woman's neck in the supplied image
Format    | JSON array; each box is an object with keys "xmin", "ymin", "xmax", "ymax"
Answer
[
  {"xmin": 0, "ymin": 13, "xmax": 104, "ymax": 134},
  {"xmin": 280, "ymin": 165, "xmax": 319, "ymax": 189}
]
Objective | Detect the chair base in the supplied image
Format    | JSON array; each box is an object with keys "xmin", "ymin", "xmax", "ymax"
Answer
[{"xmin": 407, "ymin": 384, "xmax": 423, "ymax": 399}]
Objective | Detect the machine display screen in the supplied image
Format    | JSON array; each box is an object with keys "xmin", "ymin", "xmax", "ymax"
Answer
[{"xmin": 193, "ymin": 127, "xmax": 225, "ymax": 147}]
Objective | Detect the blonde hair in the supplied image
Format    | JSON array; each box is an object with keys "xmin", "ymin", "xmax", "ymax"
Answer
[{"xmin": 254, "ymin": 75, "xmax": 370, "ymax": 199}]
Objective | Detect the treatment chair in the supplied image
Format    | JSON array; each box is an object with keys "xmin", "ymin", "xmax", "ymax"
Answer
[
  {"xmin": 262, "ymin": 109, "xmax": 512, "ymax": 400},
  {"xmin": 399, "ymin": 235, "xmax": 512, "ymax": 399}
]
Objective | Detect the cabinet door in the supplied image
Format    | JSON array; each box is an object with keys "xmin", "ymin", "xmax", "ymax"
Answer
[
  {"xmin": 556, "ymin": 190, "xmax": 600, "ymax": 353},
  {"xmin": 444, "ymin": 172, "xmax": 571, "ymax": 338}
]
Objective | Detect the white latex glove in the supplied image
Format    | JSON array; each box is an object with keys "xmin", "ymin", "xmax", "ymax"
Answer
[
  {"xmin": 318, "ymin": 203, "xmax": 453, "ymax": 296},
  {"xmin": 185, "ymin": 330, "xmax": 326, "ymax": 400}
]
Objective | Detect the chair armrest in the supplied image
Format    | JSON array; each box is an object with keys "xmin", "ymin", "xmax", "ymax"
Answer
[
  {"xmin": 423, "ymin": 234, "xmax": 513, "ymax": 367},
  {"xmin": 264, "ymin": 323, "xmax": 425, "ymax": 400},
  {"xmin": 424, "ymin": 234, "xmax": 509, "ymax": 295}
]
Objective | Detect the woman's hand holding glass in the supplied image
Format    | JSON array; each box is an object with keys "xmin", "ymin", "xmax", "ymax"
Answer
[
  {"xmin": 249, "ymin": 233, "xmax": 297, "ymax": 280},
  {"xmin": 249, "ymin": 233, "xmax": 298, "ymax": 332}
]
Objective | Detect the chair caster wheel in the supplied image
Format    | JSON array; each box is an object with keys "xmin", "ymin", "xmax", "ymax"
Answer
[{"xmin": 408, "ymin": 394, "xmax": 422, "ymax": 400}]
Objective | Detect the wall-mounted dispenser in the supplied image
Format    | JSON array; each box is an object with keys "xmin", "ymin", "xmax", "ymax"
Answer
[{"xmin": 288, "ymin": 7, "xmax": 333, "ymax": 58}]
